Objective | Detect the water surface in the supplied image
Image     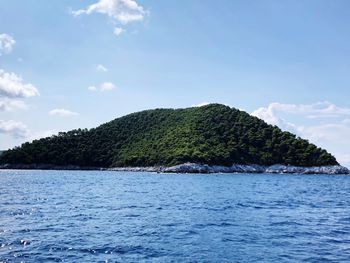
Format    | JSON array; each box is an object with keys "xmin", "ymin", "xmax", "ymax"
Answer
[{"xmin": 1, "ymin": 170, "xmax": 350, "ymax": 262}]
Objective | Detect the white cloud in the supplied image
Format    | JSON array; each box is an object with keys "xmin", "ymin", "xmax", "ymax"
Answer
[
  {"xmin": 72, "ymin": 0, "xmax": 146, "ymax": 24},
  {"xmin": 251, "ymin": 101, "xmax": 350, "ymax": 167},
  {"xmin": 114, "ymin": 27, "xmax": 125, "ymax": 35},
  {"xmin": 0, "ymin": 69, "xmax": 39, "ymax": 98},
  {"xmin": 0, "ymin": 120, "xmax": 29, "ymax": 138},
  {"xmin": 192, "ymin": 102, "xmax": 211, "ymax": 107},
  {"xmin": 0, "ymin": 34, "xmax": 15, "ymax": 55},
  {"xmin": 49, "ymin": 108, "xmax": 79, "ymax": 117},
  {"xmin": 251, "ymin": 104, "xmax": 298, "ymax": 133},
  {"xmin": 251, "ymin": 102, "xmax": 350, "ymax": 138},
  {"xmin": 88, "ymin": 82, "xmax": 116, "ymax": 92},
  {"xmin": 298, "ymin": 124, "xmax": 350, "ymax": 144},
  {"xmin": 96, "ymin": 64, "xmax": 108, "ymax": 72},
  {"xmin": 253, "ymin": 101, "xmax": 350, "ymax": 119},
  {"xmin": 100, "ymin": 82, "xmax": 115, "ymax": 91},
  {"xmin": 88, "ymin": 85, "xmax": 97, "ymax": 91},
  {"xmin": 0, "ymin": 98, "xmax": 27, "ymax": 111}
]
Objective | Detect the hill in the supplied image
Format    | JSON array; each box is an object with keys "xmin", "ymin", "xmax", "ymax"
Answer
[{"xmin": 0, "ymin": 104, "xmax": 338, "ymax": 168}]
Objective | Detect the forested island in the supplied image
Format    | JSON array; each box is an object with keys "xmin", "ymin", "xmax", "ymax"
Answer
[{"xmin": 0, "ymin": 104, "xmax": 348, "ymax": 174}]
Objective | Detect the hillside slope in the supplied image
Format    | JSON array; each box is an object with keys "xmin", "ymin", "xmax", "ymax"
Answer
[{"xmin": 0, "ymin": 104, "xmax": 338, "ymax": 167}]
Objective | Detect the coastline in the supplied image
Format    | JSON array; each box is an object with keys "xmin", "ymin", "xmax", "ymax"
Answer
[{"xmin": 0, "ymin": 162, "xmax": 349, "ymax": 174}]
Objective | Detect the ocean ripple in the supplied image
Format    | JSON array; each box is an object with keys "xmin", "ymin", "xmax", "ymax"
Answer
[{"xmin": 1, "ymin": 170, "xmax": 350, "ymax": 262}]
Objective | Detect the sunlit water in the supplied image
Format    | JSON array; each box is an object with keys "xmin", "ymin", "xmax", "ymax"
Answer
[{"xmin": 1, "ymin": 170, "xmax": 350, "ymax": 262}]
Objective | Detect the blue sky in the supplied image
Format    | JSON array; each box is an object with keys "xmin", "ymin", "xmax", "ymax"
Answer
[{"xmin": 1, "ymin": 0, "xmax": 350, "ymax": 166}]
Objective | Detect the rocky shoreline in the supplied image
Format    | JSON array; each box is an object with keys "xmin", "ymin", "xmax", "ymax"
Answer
[
  {"xmin": 108, "ymin": 163, "xmax": 350, "ymax": 174},
  {"xmin": 0, "ymin": 162, "xmax": 349, "ymax": 174}
]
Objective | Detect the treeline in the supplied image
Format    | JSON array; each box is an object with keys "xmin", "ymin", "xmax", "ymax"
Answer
[{"xmin": 0, "ymin": 104, "xmax": 338, "ymax": 167}]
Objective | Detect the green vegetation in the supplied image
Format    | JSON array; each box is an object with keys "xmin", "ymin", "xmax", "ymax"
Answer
[{"xmin": 0, "ymin": 104, "xmax": 338, "ymax": 167}]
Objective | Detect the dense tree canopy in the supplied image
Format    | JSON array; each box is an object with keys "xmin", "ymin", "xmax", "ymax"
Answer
[{"xmin": 0, "ymin": 104, "xmax": 338, "ymax": 167}]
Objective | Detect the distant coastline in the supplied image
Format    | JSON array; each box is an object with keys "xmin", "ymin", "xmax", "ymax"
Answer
[{"xmin": 0, "ymin": 162, "xmax": 348, "ymax": 175}]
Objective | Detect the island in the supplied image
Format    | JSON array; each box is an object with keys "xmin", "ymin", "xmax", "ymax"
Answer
[{"xmin": 0, "ymin": 104, "xmax": 348, "ymax": 174}]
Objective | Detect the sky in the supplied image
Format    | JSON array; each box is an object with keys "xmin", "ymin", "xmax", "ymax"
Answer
[{"xmin": 1, "ymin": 0, "xmax": 350, "ymax": 166}]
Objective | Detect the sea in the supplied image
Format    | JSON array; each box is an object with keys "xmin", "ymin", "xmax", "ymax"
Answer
[{"xmin": 1, "ymin": 170, "xmax": 350, "ymax": 262}]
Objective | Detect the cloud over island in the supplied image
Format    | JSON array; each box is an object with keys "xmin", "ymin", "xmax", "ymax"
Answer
[{"xmin": 252, "ymin": 101, "xmax": 350, "ymax": 165}]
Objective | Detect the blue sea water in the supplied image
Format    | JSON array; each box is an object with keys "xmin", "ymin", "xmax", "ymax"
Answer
[{"xmin": 1, "ymin": 170, "xmax": 350, "ymax": 262}]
